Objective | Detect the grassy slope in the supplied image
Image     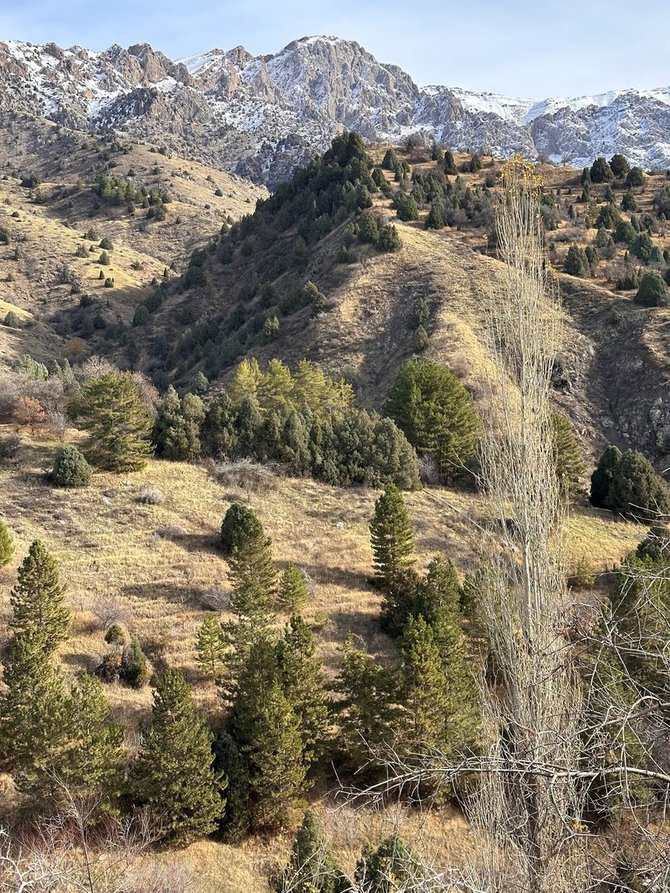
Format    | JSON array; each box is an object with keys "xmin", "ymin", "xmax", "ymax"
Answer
[
  {"xmin": 0, "ymin": 427, "xmax": 644, "ymax": 889},
  {"xmin": 0, "ymin": 115, "xmax": 266, "ymax": 364},
  {"xmin": 0, "ymin": 137, "xmax": 664, "ymax": 888}
]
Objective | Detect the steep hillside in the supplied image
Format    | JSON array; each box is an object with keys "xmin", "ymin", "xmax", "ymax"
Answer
[
  {"xmin": 0, "ymin": 114, "xmax": 266, "ymax": 364},
  {"xmin": 1, "ymin": 37, "xmax": 669, "ymax": 188},
  {"xmin": 131, "ymin": 139, "xmax": 670, "ymax": 464}
]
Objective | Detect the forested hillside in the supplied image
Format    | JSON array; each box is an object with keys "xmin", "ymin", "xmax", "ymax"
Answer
[{"xmin": 1, "ymin": 123, "xmax": 669, "ymax": 893}]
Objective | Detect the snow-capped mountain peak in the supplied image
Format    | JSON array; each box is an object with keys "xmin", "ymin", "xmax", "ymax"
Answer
[{"xmin": 1, "ymin": 35, "xmax": 669, "ymax": 187}]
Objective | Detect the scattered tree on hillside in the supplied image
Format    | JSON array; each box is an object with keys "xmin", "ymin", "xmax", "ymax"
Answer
[
  {"xmin": 635, "ymin": 271, "xmax": 668, "ymax": 307},
  {"xmin": 610, "ymin": 153, "xmax": 630, "ymax": 179},
  {"xmin": 134, "ymin": 669, "xmax": 225, "ymax": 844},
  {"xmin": 0, "ymin": 630, "xmax": 72, "ymax": 800},
  {"xmin": 10, "ymin": 540, "xmax": 71, "ymax": 653},
  {"xmin": 385, "ymin": 358, "xmax": 480, "ymax": 479},
  {"xmin": 369, "ymin": 485, "xmax": 416, "ymax": 591},
  {"xmin": 78, "ymin": 372, "xmax": 153, "ymax": 472},
  {"xmin": 590, "ymin": 157, "xmax": 614, "ymax": 183}
]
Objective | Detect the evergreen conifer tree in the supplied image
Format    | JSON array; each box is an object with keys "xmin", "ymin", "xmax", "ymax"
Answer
[
  {"xmin": 212, "ymin": 731, "xmax": 251, "ymax": 842},
  {"xmin": 51, "ymin": 446, "xmax": 92, "ymax": 488},
  {"xmin": 370, "ymin": 485, "xmax": 415, "ymax": 591},
  {"xmin": 219, "ymin": 503, "xmax": 262, "ymax": 555},
  {"xmin": 197, "ymin": 612, "xmax": 226, "ymax": 679},
  {"xmin": 635, "ymin": 272, "xmax": 668, "ymax": 308},
  {"xmin": 609, "ymin": 153, "xmax": 630, "ymax": 178},
  {"xmin": 399, "ymin": 615, "xmax": 453, "ymax": 751},
  {"xmin": 135, "ymin": 669, "xmax": 225, "ymax": 844},
  {"xmin": 182, "ymin": 392, "xmax": 205, "ymax": 458},
  {"xmin": 334, "ymin": 637, "xmax": 399, "ymax": 773},
  {"xmin": 444, "ymin": 150, "xmax": 457, "ymax": 175},
  {"xmin": 607, "ymin": 450, "xmax": 670, "ymax": 520},
  {"xmin": 276, "ymin": 615, "xmax": 330, "ymax": 765},
  {"xmin": 245, "ymin": 682, "xmax": 308, "ymax": 831},
  {"xmin": 277, "ymin": 564, "xmax": 309, "ymax": 614},
  {"xmin": 385, "ymin": 358, "xmax": 479, "ymax": 479},
  {"xmin": 10, "ymin": 540, "xmax": 71, "ymax": 653},
  {"xmin": 152, "ymin": 385, "xmax": 189, "ymax": 459},
  {"xmin": 591, "ymin": 445, "xmax": 622, "ymax": 508},
  {"xmin": 413, "ymin": 556, "xmax": 462, "ymax": 629},
  {"xmin": 564, "ymin": 245, "xmax": 590, "ymax": 277},
  {"xmin": 355, "ymin": 836, "xmax": 427, "ymax": 893},
  {"xmin": 228, "ymin": 639, "xmax": 308, "ymax": 830},
  {"xmin": 379, "ymin": 568, "xmax": 421, "ymax": 637},
  {"xmin": 193, "ymin": 370, "xmax": 210, "ymax": 394},
  {"xmin": 425, "ymin": 202, "xmax": 446, "ymax": 229},
  {"xmin": 0, "ymin": 630, "xmax": 72, "ymax": 798},
  {"xmin": 227, "ymin": 512, "xmax": 277, "ymax": 617},
  {"xmin": 78, "ymin": 372, "xmax": 153, "ymax": 472},
  {"xmin": 552, "ymin": 413, "xmax": 586, "ymax": 501},
  {"xmin": 276, "ymin": 810, "xmax": 350, "ymax": 893},
  {"xmin": 0, "ymin": 518, "xmax": 14, "ymax": 567},
  {"xmin": 63, "ymin": 673, "xmax": 123, "ymax": 812}
]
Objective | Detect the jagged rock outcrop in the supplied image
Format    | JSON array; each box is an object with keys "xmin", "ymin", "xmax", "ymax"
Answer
[{"xmin": 1, "ymin": 35, "xmax": 669, "ymax": 187}]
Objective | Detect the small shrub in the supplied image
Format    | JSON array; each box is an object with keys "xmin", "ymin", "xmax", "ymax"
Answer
[
  {"xmin": 200, "ymin": 585, "xmax": 230, "ymax": 611},
  {"xmin": 104, "ymin": 623, "xmax": 129, "ymax": 646},
  {"xmin": 120, "ymin": 639, "xmax": 151, "ymax": 687},
  {"xmin": 635, "ymin": 272, "xmax": 668, "ymax": 307},
  {"xmin": 51, "ymin": 446, "xmax": 92, "ymax": 488},
  {"xmin": 96, "ymin": 650, "xmax": 123, "ymax": 683},
  {"xmin": 3, "ymin": 311, "xmax": 23, "ymax": 328},
  {"xmin": 569, "ymin": 557, "xmax": 596, "ymax": 589}
]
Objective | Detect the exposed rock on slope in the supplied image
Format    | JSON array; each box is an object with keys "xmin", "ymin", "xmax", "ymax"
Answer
[{"xmin": 1, "ymin": 37, "xmax": 669, "ymax": 187}]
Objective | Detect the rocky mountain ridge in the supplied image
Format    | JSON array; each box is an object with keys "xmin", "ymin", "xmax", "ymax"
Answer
[{"xmin": 1, "ymin": 35, "xmax": 669, "ymax": 187}]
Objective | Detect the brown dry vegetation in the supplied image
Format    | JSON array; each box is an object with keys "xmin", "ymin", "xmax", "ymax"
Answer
[
  {"xmin": 0, "ymin": 425, "xmax": 644, "ymax": 890},
  {"xmin": 0, "ymin": 114, "xmax": 266, "ymax": 363},
  {"xmin": 0, "ymin": 428, "xmax": 642, "ymax": 718}
]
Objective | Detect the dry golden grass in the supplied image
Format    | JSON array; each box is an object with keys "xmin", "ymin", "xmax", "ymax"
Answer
[
  {"xmin": 0, "ymin": 428, "xmax": 642, "ymax": 725},
  {"xmin": 0, "ymin": 123, "xmax": 266, "ymax": 363},
  {"xmin": 0, "ymin": 419, "xmax": 645, "ymax": 893}
]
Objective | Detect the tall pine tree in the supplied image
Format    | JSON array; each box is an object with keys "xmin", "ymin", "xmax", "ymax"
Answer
[
  {"xmin": 62, "ymin": 673, "xmax": 124, "ymax": 813},
  {"xmin": 369, "ymin": 485, "xmax": 415, "ymax": 591},
  {"xmin": 229, "ymin": 640, "xmax": 308, "ymax": 831},
  {"xmin": 334, "ymin": 636, "xmax": 400, "ymax": 774},
  {"xmin": 10, "ymin": 540, "xmax": 71, "ymax": 654},
  {"xmin": 135, "ymin": 669, "xmax": 225, "ymax": 844},
  {"xmin": 246, "ymin": 682, "xmax": 308, "ymax": 831},
  {"xmin": 0, "ymin": 630, "xmax": 72, "ymax": 799},
  {"xmin": 276, "ymin": 615, "xmax": 330, "ymax": 765}
]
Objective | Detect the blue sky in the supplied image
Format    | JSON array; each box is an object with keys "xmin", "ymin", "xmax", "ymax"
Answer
[{"xmin": 1, "ymin": 0, "xmax": 669, "ymax": 99}]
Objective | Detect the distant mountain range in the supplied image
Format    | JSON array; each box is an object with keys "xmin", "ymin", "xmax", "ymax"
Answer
[{"xmin": 1, "ymin": 35, "xmax": 670, "ymax": 187}]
